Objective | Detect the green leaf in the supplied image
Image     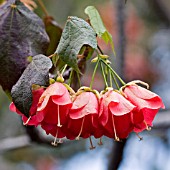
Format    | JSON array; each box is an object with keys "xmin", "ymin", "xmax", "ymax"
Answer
[
  {"xmin": 55, "ymin": 16, "xmax": 97, "ymax": 72},
  {"xmin": 52, "ymin": 54, "xmax": 59, "ymax": 67},
  {"xmin": 11, "ymin": 55, "xmax": 52, "ymax": 117},
  {"xmin": 44, "ymin": 16, "xmax": 62, "ymax": 56},
  {"xmin": 85, "ymin": 6, "xmax": 116, "ymax": 56},
  {"xmin": 101, "ymin": 31, "xmax": 115, "ymax": 55},
  {"xmin": 0, "ymin": 0, "xmax": 49, "ymax": 91}
]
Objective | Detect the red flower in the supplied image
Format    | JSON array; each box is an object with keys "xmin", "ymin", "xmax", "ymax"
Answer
[
  {"xmin": 10, "ymin": 88, "xmax": 44, "ymax": 126},
  {"xmin": 66, "ymin": 91, "xmax": 100, "ymax": 140},
  {"xmin": 37, "ymin": 82, "xmax": 72, "ymax": 143},
  {"xmin": 99, "ymin": 88, "xmax": 136, "ymax": 140},
  {"xmin": 122, "ymin": 82, "xmax": 165, "ymax": 132}
]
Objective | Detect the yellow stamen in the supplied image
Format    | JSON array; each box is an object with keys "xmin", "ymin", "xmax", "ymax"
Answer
[
  {"xmin": 57, "ymin": 105, "xmax": 62, "ymax": 127},
  {"xmin": 76, "ymin": 117, "xmax": 85, "ymax": 140},
  {"xmin": 23, "ymin": 116, "xmax": 32, "ymax": 125},
  {"xmin": 136, "ymin": 133, "xmax": 143, "ymax": 141},
  {"xmin": 112, "ymin": 115, "xmax": 120, "ymax": 141},
  {"xmin": 51, "ymin": 129, "xmax": 59, "ymax": 146},
  {"xmin": 98, "ymin": 137, "xmax": 103, "ymax": 146},
  {"xmin": 89, "ymin": 136, "xmax": 96, "ymax": 150}
]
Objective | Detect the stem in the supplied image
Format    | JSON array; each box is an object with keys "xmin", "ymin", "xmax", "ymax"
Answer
[
  {"xmin": 100, "ymin": 62, "xmax": 108, "ymax": 88},
  {"xmin": 100, "ymin": 59, "xmax": 126, "ymax": 86},
  {"xmin": 97, "ymin": 45, "xmax": 104, "ymax": 55},
  {"xmin": 105, "ymin": 65, "xmax": 109, "ymax": 84},
  {"xmin": 68, "ymin": 69, "xmax": 73, "ymax": 86},
  {"xmin": 111, "ymin": 72, "xmax": 120, "ymax": 89},
  {"xmin": 37, "ymin": 0, "xmax": 49, "ymax": 16},
  {"xmin": 61, "ymin": 64, "xmax": 67, "ymax": 75},
  {"xmin": 109, "ymin": 69, "xmax": 113, "ymax": 87},
  {"xmin": 77, "ymin": 72, "xmax": 81, "ymax": 87},
  {"xmin": 90, "ymin": 58, "xmax": 100, "ymax": 89}
]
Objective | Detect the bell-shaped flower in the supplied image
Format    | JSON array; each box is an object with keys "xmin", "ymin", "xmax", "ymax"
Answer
[
  {"xmin": 10, "ymin": 88, "xmax": 44, "ymax": 126},
  {"xmin": 66, "ymin": 90, "xmax": 100, "ymax": 140},
  {"xmin": 37, "ymin": 82, "xmax": 72, "ymax": 145},
  {"xmin": 122, "ymin": 81, "xmax": 165, "ymax": 132},
  {"xmin": 99, "ymin": 88, "xmax": 136, "ymax": 140}
]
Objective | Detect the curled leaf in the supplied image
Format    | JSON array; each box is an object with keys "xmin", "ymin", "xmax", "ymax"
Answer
[
  {"xmin": 55, "ymin": 16, "xmax": 97, "ymax": 72},
  {"xmin": 11, "ymin": 55, "xmax": 52, "ymax": 117}
]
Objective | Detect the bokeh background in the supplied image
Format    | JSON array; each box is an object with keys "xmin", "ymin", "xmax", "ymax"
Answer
[{"xmin": 1, "ymin": 0, "xmax": 170, "ymax": 169}]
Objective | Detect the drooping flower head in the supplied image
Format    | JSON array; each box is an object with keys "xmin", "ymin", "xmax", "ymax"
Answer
[
  {"xmin": 66, "ymin": 87, "xmax": 100, "ymax": 141},
  {"xmin": 121, "ymin": 80, "xmax": 165, "ymax": 132},
  {"xmin": 37, "ymin": 82, "xmax": 73, "ymax": 145},
  {"xmin": 10, "ymin": 88, "xmax": 44, "ymax": 126},
  {"xmin": 99, "ymin": 88, "xmax": 136, "ymax": 140}
]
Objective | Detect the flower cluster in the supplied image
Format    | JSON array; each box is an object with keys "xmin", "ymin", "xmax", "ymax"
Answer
[{"xmin": 10, "ymin": 80, "xmax": 164, "ymax": 146}]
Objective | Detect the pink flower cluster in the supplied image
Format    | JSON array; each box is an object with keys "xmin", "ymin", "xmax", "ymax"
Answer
[{"xmin": 10, "ymin": 81, "xmax": 165, "ymax": 145}]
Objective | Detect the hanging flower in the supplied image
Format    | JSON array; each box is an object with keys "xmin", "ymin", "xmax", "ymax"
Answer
[
  {"xmin": 121, "ymin": 81, "xmax": 165, "ymax": 132},
  {"xmin": 37, "ymin": 82, "xmax": 72, "ymax": 145},
  {"xmin": 66, "ymin": 89, "xmax": 101, "ymax": 140},
  {"xmin": 99, "ymin": 88, "xmax": 136, "ymax": 140},
  {"xmin": 10, "ymin": 88, "xmax": 44, "ymax": 126}
]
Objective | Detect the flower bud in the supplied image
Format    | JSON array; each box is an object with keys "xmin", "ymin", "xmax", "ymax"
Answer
[
  {"xmin": 91, "ymin": 57, "xmax": 98, "ymax": 63},
  {"xmin": 105, "ymin": 59, "xmax": 111, "ymax": 64},
  {"xmin": 49, "ymin": 78, "xmax": 55, "ymax": 84},
  {"xmin": 56, "ymin": 75, "xmax": 64, "ymax": 83},
  {"xmin": 100, "ymin": 54, "xmax": 109, "ymax": 59}
]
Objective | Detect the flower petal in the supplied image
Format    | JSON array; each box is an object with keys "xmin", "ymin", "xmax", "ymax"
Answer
[
  {"xmin": 124, "ymin": 85, "xmax": 165, "ymax": 109},
  {"xmin": 69, "ymin": 92, "xmax": 98, "ymax": 119},
  {"xmin": 71, "ymin": 92, "xmax": 90, "ymax": 109},
  {"xmin": 37, "ymin": 82, "xmax": 67, "ymax": 111},
  {"xmin": 41, "ymin": 122, "xmax": 66, "ymax": 138},
  {"xmin": 109, "ymin": 91, "xmax": 136, "ymax": 116},
  {"xmin": 52, "ymin": 91, "xmax": 72, "ymax": 106}
]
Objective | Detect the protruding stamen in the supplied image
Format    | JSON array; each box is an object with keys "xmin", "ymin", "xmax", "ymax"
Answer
[
  {"xmin": 57, "ymin": 105, "xmax": 62, "ymax": 127},
  {"xmin": 76, "ymin": 117, "xmax": 85, "ymax": 140},
  {"xmin": 98, "ymin": 137, "xmax": 103, "ymax": 146},
  {"xmin": 51, "ymin": 129, "xmax": 59, "ymax": 146},
  {"xmin": 89, "ymin": 136, "xmax": 96, "ymax": 150},
  {"xmin": 58, "ymin": 139, "xmax": 63, "ymax": 144},
  {"xmin": 112, "ymin": 115, "xmax": 120, "ymax": 142},
  {"xmin": 23, "ymin": 116, "xmax": 32, "ymax": 125},
  {"xmin": 144, "ymin": 121, "xmax": 151, "ymax": 131},
  {"xmin": 136, "ymin": 133, "xmax": 143, "ymax": 141}
]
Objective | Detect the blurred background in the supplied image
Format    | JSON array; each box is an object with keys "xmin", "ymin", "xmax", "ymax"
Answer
[{"xmin": 1, "ymin": 0, "xmax": 170, "ymax": 169}]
